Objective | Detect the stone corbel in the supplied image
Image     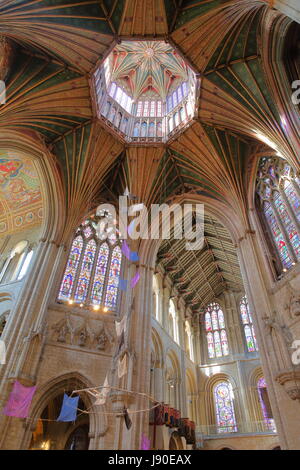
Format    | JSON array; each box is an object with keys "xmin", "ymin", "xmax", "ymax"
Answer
[{"xmin": 276, "ymin": 370, "xmax": 300, "ymax": 401}]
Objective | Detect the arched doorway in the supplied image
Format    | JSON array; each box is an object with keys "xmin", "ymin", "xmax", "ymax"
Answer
[
  {"xmin": 29, "ymin": 391, "xmax": 89, "ymax": 450},
  {"xmin": 65, "ymin": 425, "xmax": 89, "ymax": 450}
]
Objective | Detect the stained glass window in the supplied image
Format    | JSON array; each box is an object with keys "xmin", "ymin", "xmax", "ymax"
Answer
[
  {"xmin": 59, "ymin": 236, "xmax": 83, "ymax": 300},
  {"xmin": 204, "ymin": 302, "xmax": 229, "ymax": 358},
  {"xmin": 157, "ymin": 101, "xmax": 162, "ymax": 117},
  {"xmin": 143, "ymin": 101, "xmax": 149, "ymax": 117},
  {"xmin": 273, "ymin": 192, "xmax": 300, "ymax": 260},
  {"xmin": 105, "ymin": 246, "xmax": 122, "ymax": 309},
  {"xmin": 214, "ymin": 382, "xmax": 237, "ymax": 433},
  {"xmin": 240, "ymin": 296, "xmax": 257, "ymax": 352},
  {"xmin": 264, "ymin": 203, "xmax": 293, "ymax": 269},
  {"xmin": 75, "ymin": 240, "xmax": 96, "ymax": 302},
  {"xmin": 58, "ymin": 218, "xmax": 123, "ymax": 310},
  {"xmin": 256, "ymin": 157, "xmax": 300, "ymax": 273},
  {"xmin": 137, "ymin": 101, "xmax": 143, "ymax": 117},
  {"xmin": 257, "ymin": 378, "xmax": 276, "ymax": 431},
  {"xmin": 91, "ymin": 243, "xmax": 109, "ymax": 305},
  {"xmin": 284, "ymin": 181, "xmax": 300, "ymax": 223}
]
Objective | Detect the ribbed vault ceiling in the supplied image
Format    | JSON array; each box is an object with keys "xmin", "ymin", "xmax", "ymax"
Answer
[
  {"xmin": 0, "ymin": 0, "xmax": 298, "ymax": 311},
  {"xmin": 157, "ymin": 214, "xmax": 244, "ymax": 312}
]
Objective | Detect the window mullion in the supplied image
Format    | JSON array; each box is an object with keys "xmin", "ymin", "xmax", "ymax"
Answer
[
  {"xmin": 72, "ymin": 239, "xmax": 86, "ymax": 299},
  {"xmin": 102, "ymin": 246, "xmax": 113, "ymax": 306},
  {"xmin": 291, "ymin": 179, "xmax": 300, "ymax": 200},
  {"xmin": 271, "ymin": 200, "xmax": 297, "ymax": 263},
  {"xmin": 280, "ymin": 187, "xmax": 300, "ymax": 234},
  {"xmin": 86, "ymin": 241, "xmax": 100, "ymax": 304}
]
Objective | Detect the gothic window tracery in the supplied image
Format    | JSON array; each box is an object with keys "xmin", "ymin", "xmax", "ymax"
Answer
[
  {"xmin": 256, "ymin": 157, "xmax": 300, "ymax": 272},
  {"xmin": 58, "ymin": 218, "xmax": 123, "ymax": 310},
  {"xmin": 205, "ymin": 302, "xmax": 229, "ymax": 358},
  {"xmin": 214, "ymin": 381, "xmax": 237, "ymax": 433},
  {"xmin": 257, "ymin": 377, "xmax": 276, "ymax": 431},
  {"xmin": 240, "ymin": 296, "xmax": 257, "ymax": 352}
]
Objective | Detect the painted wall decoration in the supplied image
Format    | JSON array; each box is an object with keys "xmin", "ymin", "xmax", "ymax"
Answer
[{"xmin": 0, "ymin": 153, "xmax": 43, "ymax": 235}]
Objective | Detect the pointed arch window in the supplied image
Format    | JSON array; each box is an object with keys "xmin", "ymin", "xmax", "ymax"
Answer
[
  {"xmin": 240, "ymin": 296, "xmax": 258, "ymax": 352},
  {"xmin": 256, "ymin": 157, "xmax": 300, "ymax": 272},
  {"xmin": 205, "ymin": 302, "xmax": 229, "ymax": 358},
  {"xmin": 214, "ymin": 382, "xmax": 237, "ymax": 433},
  {"xmin": 58, "ymin": 218, "xmax": 123, "ymax": 310},
  {"xmin": 257, "ymin": 377, "xmax": 276, "ymax": 432}
]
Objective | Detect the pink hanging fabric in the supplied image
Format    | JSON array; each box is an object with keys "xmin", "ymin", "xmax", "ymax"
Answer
[
  {"xmin": 141, "ymin": 433, "xmax": 151, "ymax": 450},
  {"xmin": 130, "ymin": 271, "xmax": 140, "ymax": 288},
  {"xmin": 121, "ymin": 240, "xmax": 131, "ymax": 260},
  {"xmin": 2, "ymin": 381, "xmax": 36, "ymax": 418}
]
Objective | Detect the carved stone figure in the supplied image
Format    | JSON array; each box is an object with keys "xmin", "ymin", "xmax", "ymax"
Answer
[
  {"xmin": 57, "ymin": 324, "xmax": 68, "ymax": 343},
  {"xmin": 290, "ymin": 292, "xmax": 300, "ymax": 318},
  {"xmin": 263, "ymin": 311, "xmax": 293, "ymax": 346},
  {"xmin": 96, "ymin": 330, "xmax": 108, "ymax": 350},
  {"xmin": 78, "ymin": 328, "xmax": 88, "ymax": 347}
]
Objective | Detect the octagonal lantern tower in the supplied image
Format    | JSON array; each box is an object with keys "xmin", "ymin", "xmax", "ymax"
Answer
[{"xmin": 92, "ymin": 40, "xmax": 200, "ymax": 145}]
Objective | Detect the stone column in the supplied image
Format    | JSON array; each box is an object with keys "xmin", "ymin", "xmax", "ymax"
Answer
[
  {"xmin": 0, "ymin": 238, "xmax": 67, "ymax": 449},
  {"xmin": 237, "ymin": 230, "xmax": 300, "ymax": 449},
  {"xmin": 107, "ymin": 259, "xmax": 154, "ymax": 450}
]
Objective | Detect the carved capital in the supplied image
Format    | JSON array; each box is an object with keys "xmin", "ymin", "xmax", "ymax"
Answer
[{"xmin": 276, "ymin": 370, "xmax": 300, "ymax": 401}]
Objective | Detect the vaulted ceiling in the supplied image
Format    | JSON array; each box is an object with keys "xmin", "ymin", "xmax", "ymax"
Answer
[
  {"xmin": 0, "ymin": 0, "xmax": 299, "ymax": 311},
  {"xmin": 109, "ymin": 41, "xmax": 188, "ymax": 100}
]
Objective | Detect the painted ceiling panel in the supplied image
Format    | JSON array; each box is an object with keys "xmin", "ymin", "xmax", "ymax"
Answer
[
  {"xmin": 118, "ymin": 0, "xmax": 168, "ymax": 36},
  {"xmin": 109, "ymin": 40, "xmax": 188, "ymax": 100},
  {"xmin": 1, "ymin": 50, "xmax": 91, "ymax": 141},
  {"xmin": 0, "ymin": 0, "xmax": 115, "ymax": 72}
]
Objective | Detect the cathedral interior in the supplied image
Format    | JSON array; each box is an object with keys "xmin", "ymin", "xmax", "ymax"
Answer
[{"xmin": 0, "ymin": 0, "xmax": 300, "ymax": 451}]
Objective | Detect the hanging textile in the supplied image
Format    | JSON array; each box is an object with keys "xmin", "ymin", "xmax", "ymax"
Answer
[
  {"xmin": 129, "ymin": 252, "xmax": 139, "ymax": 262},
  {"xmin": 123, "ymin": 407, "xmax": 132, "ymax": 430},
  {"xmin": 95, "ymin": 377, "xmax": 111, "ymax": 405},
  {"xmin": 2, "ymin": 381, "xmax": 36, "ymax": 418},
  {"xmin": 119, "ymin": 279, "xmax": 128, "ymax": 291},
  {"xmin": 115, "ymin": 316, "xmax": 127, "ymax": 337},
  {"xmin": 57, "ymin": 393, "xmax": 79, "ymax": 422},
  {"xmin": 118, "ymin": 354, "xmax": 128, "ymax": 378},
  {"xmin": 130, "ymin": 271, "xmax": 140, "ymax": 288},
  {"xmin": 121, "ymin": 241, "xmax": 131, "ymax": 260},
  {"xmin": 116, "ymin": 331, "xmax": 125, "ymax": 356},
  {"xmin": 141, "ymin": 433, "xmax": 151, "ymax": 450}
]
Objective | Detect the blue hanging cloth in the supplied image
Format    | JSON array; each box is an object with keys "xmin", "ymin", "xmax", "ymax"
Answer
[{"xmin": 57, "ymin": 394, "xmax": 79, "ymax": 422}]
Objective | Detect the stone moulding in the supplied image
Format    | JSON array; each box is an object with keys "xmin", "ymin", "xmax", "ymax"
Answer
[{"xmin": 276, "ymin": 370, "xmax": 300, "ymax": 401}]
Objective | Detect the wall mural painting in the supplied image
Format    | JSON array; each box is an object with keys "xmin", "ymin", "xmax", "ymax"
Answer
[{"xmin": 0, "ymin": 154, "xmax": 43, "ymax": 234}]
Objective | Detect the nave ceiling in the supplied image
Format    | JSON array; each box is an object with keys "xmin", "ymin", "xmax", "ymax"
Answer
[{"xmin": 0, "ymin": 0, "xmax": 299, "ymax": 310}]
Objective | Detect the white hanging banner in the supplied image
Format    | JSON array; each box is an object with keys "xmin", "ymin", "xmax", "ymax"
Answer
[
  {"xmin": 95, "ymin": 377, "xmax": 111, "ymax": 405},
  {"xmin": 115, "ymin": 315, "xmax": 127, "ymax": 337},
  {"xmin": 118, "ymin": 354, "xmax": 128, "ymax": 379}
]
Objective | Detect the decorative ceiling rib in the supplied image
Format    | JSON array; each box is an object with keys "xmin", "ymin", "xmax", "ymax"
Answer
[
  {"xmin": 118, "ymin": 0, "xmax": 168, "ymax": 36},
  {"xmin": 0, "ymin": 0, "xmax": 116, "ymax": 72},
  {"xmin": 52, "ymin": 122, "xmax": 124, "ymax": 240},
  {"xmin": 157, "ymin": 213, "xmax": 243, "ymax": 311},
  {"xmin": 0, "ymin": 49, "xmax": 91, "ymax": 141},
  {"xmin": 109, "ymin": 41, "xmax": 188, "ymax": 100},
  {"xmin": 169, "ymin": 121, "xmax": 252, "ymax": 225}
]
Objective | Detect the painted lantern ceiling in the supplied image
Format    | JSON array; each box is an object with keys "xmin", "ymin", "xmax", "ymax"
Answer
[{"xmin": 107, "ymin": 41, "xmax": 189, "ymax": 100}]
